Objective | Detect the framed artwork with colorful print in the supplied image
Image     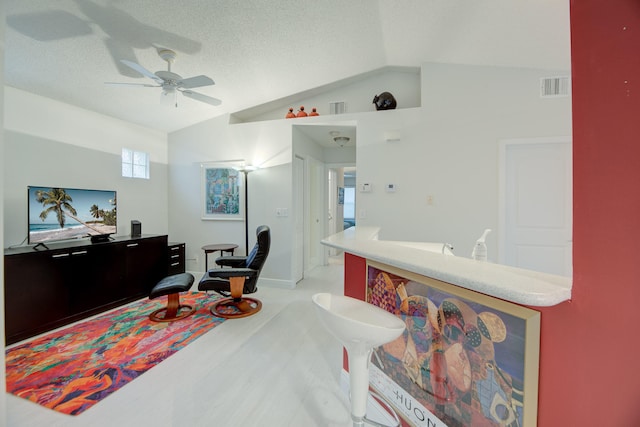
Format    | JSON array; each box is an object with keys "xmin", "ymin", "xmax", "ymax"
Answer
[
  {"xmin": 366, "ymin": 261, "xmax": 540, "ymax": 427},
  {"xmin": 201, "ymin": 165, "xmax": 243, "ymax": 220}
]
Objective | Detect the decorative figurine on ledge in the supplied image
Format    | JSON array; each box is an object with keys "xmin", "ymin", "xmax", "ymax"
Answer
[
  {"xmin": 285, "ymin": 107, "xmax": 296, "ymax": 119},
  {"xmin": 309, "ymin": 107, "xmax": 319, "ymax": 116},
  {"xmin": 296, "ymin": 106, "xmax": 308, "ymax": 117},
  {"xmin": 373, "ymin": 92, "xmax": 397, "ymax": 110}
]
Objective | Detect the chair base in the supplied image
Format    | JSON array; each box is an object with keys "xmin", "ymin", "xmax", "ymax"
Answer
[
  {"xmin": 149, "ymin": 293, "xmax": 196, "ymax": 322},
  {"xmin": 210, "ymin": 297, "xmax": 262, "ymax": 319}
]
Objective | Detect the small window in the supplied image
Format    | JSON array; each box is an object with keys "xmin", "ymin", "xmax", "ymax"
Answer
[{"xmin": 122, "ymin": 148, "xmax": 149, "ymax": 179}]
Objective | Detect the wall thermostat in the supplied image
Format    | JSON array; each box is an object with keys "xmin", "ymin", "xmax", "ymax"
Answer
[
  {"xmin": 385, "ymin": 183, "xmax": 396, "ymax": 193},
  {"xmin": 359, "ymin": 183, "xmax": 372, "ymax": 192}
]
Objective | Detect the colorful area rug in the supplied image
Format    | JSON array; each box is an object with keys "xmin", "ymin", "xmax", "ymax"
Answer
[{"xmin": 5, "ymin": 291, "xmax": 224, "ymax": 416}]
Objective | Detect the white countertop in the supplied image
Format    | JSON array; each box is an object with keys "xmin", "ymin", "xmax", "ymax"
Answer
[{"xmin": 321, "ymin": 226, "xmax": 572, "ymax": 307}]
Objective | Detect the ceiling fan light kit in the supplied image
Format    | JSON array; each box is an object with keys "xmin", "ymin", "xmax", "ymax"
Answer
[
  {"xmin": 160, "ymin": 86, "xmax": 177, "ymax": 107},
  {"xmin": 107, "ymin": 48, "xmax": 222, "ymax": 108}
]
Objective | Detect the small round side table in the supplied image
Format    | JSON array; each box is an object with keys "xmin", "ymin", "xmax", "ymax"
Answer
[{"xmin": 202, "ymin": 243, "xmax": 239, "ymax": 271}]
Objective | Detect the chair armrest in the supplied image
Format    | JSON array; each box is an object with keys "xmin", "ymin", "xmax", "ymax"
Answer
[
  {"xmin": 215, "ymin": 256, "xmax": 247, "ymax": 268},
  {"xmin": 206, "ymin": 268, "xmax": 258, "ymax": 279}
]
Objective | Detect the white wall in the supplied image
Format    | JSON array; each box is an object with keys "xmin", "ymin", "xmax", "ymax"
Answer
[
  {"xmin": 2, "ymin": 60, "xmax": 570, "ymax": 297},
  {"xmin": 169, "ymin": 62, "xmax": 571, "ymax": 282},
  {"xmin": 166, "ymin": 68, "xmax": 417, "ymax": 286},
  {"xmin": 233, "ymin": 67, "xmax": 421, "ymax": 122},
  {"xmin": 356, "ymin": 63, "xmax": 571, "ymax": 260},
  {"xmin": 1, "ymin": 0, "xmax": 7, "ymax": 421},
  {"xmin": 5, "ymin": 88, "xmax": 167, "ymax": 162},
  {"xmin": 167, "ymin": 114, "xmax": 295, "ymax": 286},
  {"xmin": 3, "ymin": 88, "xmax": 169, "ymax": 247}
]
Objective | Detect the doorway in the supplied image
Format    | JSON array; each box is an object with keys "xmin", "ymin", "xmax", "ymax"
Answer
[
  {"xmin": 292, "ymin": 123, "xmax": 357, "ymax": 273},
  {"xmin": 326, "ymin": 165, "xmax": 356, "ymax": 259}
]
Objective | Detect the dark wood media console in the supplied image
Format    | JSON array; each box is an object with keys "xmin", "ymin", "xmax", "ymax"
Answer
[{"xmin": 4, "ymin": 235, "xmax": 168, "ymax": 345}]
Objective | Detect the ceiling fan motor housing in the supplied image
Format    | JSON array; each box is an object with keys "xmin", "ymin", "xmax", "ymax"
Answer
[{"xmin": 155, "ymin": 70, "xmax": 182, "ymax": 85}]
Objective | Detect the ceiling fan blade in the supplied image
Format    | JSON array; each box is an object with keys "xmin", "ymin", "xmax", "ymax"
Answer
[
  {"xmin": 105, "ymin": 82, "xmax": 159, "ymax": 87},
  {"xmin": 178, "ymin": 75, "xmax": 215, "ymax": 89},
  {"xmin": 181, "ymin": 90, "xmax": 222, "ymax": 106},
  {"xmin": 120, "ymin": 59, "xmax": 163, "ymax": 83}
]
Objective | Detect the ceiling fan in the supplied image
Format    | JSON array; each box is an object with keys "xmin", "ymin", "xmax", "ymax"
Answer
[{"xmin": 107, "ymin": 48, "xmax": 221, "ymax": 108}]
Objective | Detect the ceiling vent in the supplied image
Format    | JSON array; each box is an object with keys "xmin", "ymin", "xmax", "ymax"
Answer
[
  {"xmin": 540, "ymin": 76, "xmax": 570, "ymax": 98},
  {"xmin": 329, "ymin": 101, "xmax": 346, "ymax": 115}
]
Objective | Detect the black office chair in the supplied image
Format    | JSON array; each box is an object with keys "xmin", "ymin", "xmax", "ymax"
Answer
[{"xmin": 198, "ymin": 225, "xmax": 270, "ymax": 318}]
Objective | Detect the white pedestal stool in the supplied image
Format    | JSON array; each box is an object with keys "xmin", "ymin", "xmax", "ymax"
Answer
[{"xmin": 312, "ymin": 293, "xmax": 406, "ymax": 427}]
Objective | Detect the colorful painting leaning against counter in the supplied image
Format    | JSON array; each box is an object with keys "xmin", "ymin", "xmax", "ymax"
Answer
[{"xmin": 366, "ymin": 261, "xmax": 540, "ymax": 427}]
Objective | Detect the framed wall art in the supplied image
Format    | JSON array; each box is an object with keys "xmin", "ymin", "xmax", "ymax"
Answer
[
  {"xmin": 366, "ymin": 261, "xmax": 540, "ymax": 427},
  {"xmin": 201, "ymin": 165, "xmax": 243, "ymax": 220}
]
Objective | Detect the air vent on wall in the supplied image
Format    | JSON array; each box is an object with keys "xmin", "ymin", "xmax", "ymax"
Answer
[
  {"xmin": 540, "ymin": 76, "xmax": 570, "ymax": 98},
  {"xmin": 329, "ymin": 101, "xmax": 346, "ymax": 115}
]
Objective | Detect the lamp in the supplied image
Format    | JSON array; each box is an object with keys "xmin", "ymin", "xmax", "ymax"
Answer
[
  {"xmin": 234, "ymin": 164, "xmax": 258, "ymax": 254},
  {"xmin": 330, "ymin": 131, "xmax": 350, "ymax": 147},
  {"xmin": 334, "ymin": 136, "xmax": 350, "ymax": 147}
]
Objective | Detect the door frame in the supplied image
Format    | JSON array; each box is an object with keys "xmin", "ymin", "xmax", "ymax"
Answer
[
  {"xmin": 306, "ymin": 156, "xmax": 324, "ymax": 273},
  {"xmin": 293, "ymin": 154, "xmax": 305, "ymax": 283}
]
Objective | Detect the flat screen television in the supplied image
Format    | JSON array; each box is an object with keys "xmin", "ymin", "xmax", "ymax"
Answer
[{"xmin": 28, "ymin": 186, "xmax": 117, "ymax": 245}]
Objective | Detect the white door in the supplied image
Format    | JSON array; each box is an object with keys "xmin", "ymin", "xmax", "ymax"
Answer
[
  {"xmin": 501, "ymin": 138, "xmax": 572, "ymax": 276},
  {"xmin": 293, "ymin": 155, "xmax": 304, "ymax": 283}
]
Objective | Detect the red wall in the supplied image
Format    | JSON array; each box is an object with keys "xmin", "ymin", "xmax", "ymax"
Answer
[
  {"xmin": 343, "ymin": 1, "xmax": 640, "ymax": 424},
  {"xmin": 563, "ymin": 0, "xmax": 640, "ymax": 424}
]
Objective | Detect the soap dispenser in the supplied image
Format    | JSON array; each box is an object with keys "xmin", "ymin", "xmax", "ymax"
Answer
[{"xmin": 471, "ymin": 229, "xmax": 491, "ymax": 262}]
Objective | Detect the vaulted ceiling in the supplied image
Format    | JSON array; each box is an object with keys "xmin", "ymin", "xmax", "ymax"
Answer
[{"xmin": 5, "ymin": 0, "xmax": 570, "ymax": 133}]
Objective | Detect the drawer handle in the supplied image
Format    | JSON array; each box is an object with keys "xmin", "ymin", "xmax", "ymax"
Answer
[
  {"xmin": 72, "ymin": 250, "xmax": 88, "ymax": 256},
  {"xmin": 127, "ymin": 243, "xmax": 139, "ymax": 248},
  {"xmin": 171, "ymin": 254, "xmax": 180, "ymax": 259},
  {"xmin": 170, "ymin": 246, "xmax": 180, "ymax": 251},
  {"xmin": 171, "ymin": 262, "xmax": 180, "ymax": 267},
  {"xmin": 51, "ymin": 253, "xmax": 70, "ymax": 259}
]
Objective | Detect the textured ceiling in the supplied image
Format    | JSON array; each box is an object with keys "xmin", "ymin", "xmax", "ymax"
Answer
[{"xmin": 5, "ymin": 0, "xmax": 571, "ymax": 133}]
